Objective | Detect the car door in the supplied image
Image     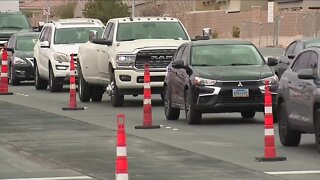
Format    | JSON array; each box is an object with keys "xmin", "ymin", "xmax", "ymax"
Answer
[
  {"xmin": 176, "ymin": 45, "xmax": 190, "ymax": 105},
  {"xmin": 171, "ymin": 45, "xmax": 185, "ymax": 105},
  {"xmin": 98, "ymin": 22, "xmax": 114, "ymax": 82},
  {"xmin": 287, "ymin": 51, "xmax": 310, "ymax": 126},
  {"xmin": 38, "ymin": 26, "xmax": 52, "ymax": 78},
  {"xmin": 7, "ymin": 34, "xmax": 16, "ymax": 66},
  {"xmin": 277, "ymin": 41, "xmax": 297, "ymax": 78},
  {"xmin": 299, "ymin": 51, "xmax": 318, "ymax": 131}
]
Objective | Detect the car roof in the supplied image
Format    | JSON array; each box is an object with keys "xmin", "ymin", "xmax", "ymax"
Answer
[
  {"xmin": 191, "ymin": 39, "xmax": 253, "ymax": 46},
  {"xmin": 114, "ymin": 17, "xmax": 179, "ymax": 23},
  {"xmin": 15, "ymin": 32, "xmax": 40, "ymax": 37},
  {"xmin": 46, "ymin": 18, "xmax": 104, "ymax": 29},
  {"xmin": 0, "ymin": 11, "xmax": 23, "ymax": 15},
  {"xmin": 299, "ymin": 37, "xmax": 320, "ymax": 43}
]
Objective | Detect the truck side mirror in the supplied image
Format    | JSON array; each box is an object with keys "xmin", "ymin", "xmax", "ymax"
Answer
[{"xmin": 89, "ymin": 30, "xmax": 98, "ymax": 43}]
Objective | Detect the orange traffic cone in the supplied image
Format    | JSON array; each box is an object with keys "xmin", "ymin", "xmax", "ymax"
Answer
[
  {"xmin": 0, "ymin": 48, "xmax": 13, "ymax": 95},
  {"xmin": 256, "ymin": 80, "xmax": 286, "ymax": 162},
  {"xmin": 62, "ymin": 54, "xmax": 84, "ymax": 110},
  {"xmin": 135, "ymin": 63, "xmax": 160, "ymax": 129},
  {"xmin": 116, "ymin": 114, "xmax": 128, "ymax": 180}
]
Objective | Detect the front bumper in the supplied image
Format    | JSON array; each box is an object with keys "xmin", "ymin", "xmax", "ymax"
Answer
[
  {"xmin": 115, "ymin": 69, "xmax": 166, "ymax": 94},
  {"xmin": 192, "ymin": 84, "xmax": 277, "ymax": 113},
  {"xmin": 12, "ymin": 64, "xmax": 34, "ymax": 80}
]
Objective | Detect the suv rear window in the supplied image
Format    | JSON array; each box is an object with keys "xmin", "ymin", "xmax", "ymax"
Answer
[
  {"xmin": 54, "ymin": 27, "xmax": 104, "ymax": 44},
  {"xmin": 0, "ymin": 14, "xmax": 30, "ymax": 29},
  {"xmin": 191, "ymin": 45, "xmax": 264, "ymax": 66}
]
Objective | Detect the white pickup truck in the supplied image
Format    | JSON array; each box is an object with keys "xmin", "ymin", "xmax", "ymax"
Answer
[{"xmin": 77, "ymin": 17, "xmax": 190, "ymax": 106}]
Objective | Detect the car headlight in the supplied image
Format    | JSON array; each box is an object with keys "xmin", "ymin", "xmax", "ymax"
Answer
[
  {"xmin": 261, "ymin": 75, "xmax": 279, "ymax": 85},
  {"xmin": 116, "ymin": 54, "xmax": 136, "ymax": 67},
  {"xmin": 54, "ymin": 53, "xmax": 69, "ymax": 63},
  {"xmin": 195, "ymin": 77, "xmax": 217, "ymax": 86},
  {"xmin": 14, "ymin": 57, "xmax": 27, "ymax": 65}
]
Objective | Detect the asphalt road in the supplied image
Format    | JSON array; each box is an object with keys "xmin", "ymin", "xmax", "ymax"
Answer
[{"xmin": 0, "ymin": 82, "xmax": 319, "ymax": 180}]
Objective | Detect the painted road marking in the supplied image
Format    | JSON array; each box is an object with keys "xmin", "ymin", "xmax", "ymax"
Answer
[
  {"xmin": 0, "ymin": 176, "xmax": 93, "ymax": 180},
  {"xmin": 265, "ymin": 170, "xmax": 320, "ymax": 175},
  {"xmin": 166, "ymin": 126, "xmax": 171, "ymax": 129},
  {"xmin": 172, "ymin": 128, "xmax": 178, "ymax": 131}
]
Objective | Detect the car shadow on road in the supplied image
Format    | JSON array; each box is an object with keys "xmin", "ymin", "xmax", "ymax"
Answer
[
  {"xmin": 112, "ymin": 99, "xmax": 164, "ymax": 107},
  {"xmin": 199, "ymin": 117, "xmax": 264, "ymax": 125}
]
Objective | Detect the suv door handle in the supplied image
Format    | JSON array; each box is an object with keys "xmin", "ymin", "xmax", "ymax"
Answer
[
  {"xmin": 102, "ymin": 50, "xmax": 106, "ymax": 53},
  {"xmin": 97, "ymin": 49, "xmax": 100, "ymax": 52}
]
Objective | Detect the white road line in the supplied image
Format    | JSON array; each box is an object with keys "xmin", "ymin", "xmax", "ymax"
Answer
[
  {"xmin": 166, "ymin": 126, "xmax": 171, "ymax": 129},
  {"xmin": 265, "ymin": 170, "xmax": 320, "ymax": 175},
  {"xmin": 24, "ymin": 95, "xmax": 29, "ymax": 97},
  {"xmin": 0, "ymin": 176, "xmax": 93, "ymax": 180},
  {"xmin": 172, "ymin": 128, "xmax": 178, "ymax": 131}
]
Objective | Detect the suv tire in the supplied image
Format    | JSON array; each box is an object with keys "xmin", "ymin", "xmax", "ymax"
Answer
[
  {"xmin": 34, "ymin": 63, "xmax": 48, "ymax": 90},
  {"xmin": 164, "ymin": 85, "xmax": 180, "ymax": 120},
  {"xmin": 278, "ymin": 102, "xmax": 301, "ymax": 146},
  {"xmin": 78, "ymin": 63, "xmax": 91, "ymax": 102},
  {"xmin": 110, "ymin": 73, "xmax": 124, "ymax": 107},
  {"xmin": 241, "ymin": 111, "xmax": 255, "ymax": 119},
  {"xmin": 91, "ymin": 85, "xmax": 104, "ymax": 102},
  {"xmin": 9, "ymin": 64, "xmax": 20, "ymax": 85},
  {"xmin": 315, "ymin": 109, "xmax": 320, "ymax": 153},
  {"xmin": 185, "ymin": 89, "xmax": 202, "ymax": 124},
  {"xmin": 49, "ymin": 65, "xmax": 63, "ymax": 92}
]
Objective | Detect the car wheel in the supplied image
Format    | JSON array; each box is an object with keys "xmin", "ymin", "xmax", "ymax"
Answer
[
  {"xmin": 164, "ymin": 85, "xmax": 180, "ymax": 120},
  {"xmin": 34, "ymin": 63, "xmax": 48, "ymax": 90},
  {"xmin": 278, "ymin": 102, "xmax": 301, "ymax": 146},
  {"xmin": 110, "ymin": 73, "xmax": 124, "ymax": 107},
  {"xmin": 78, "ymin": 63, "xmax": 91, "ymax": 102},
  {"xmin": 9, "ymin": 64, "xmax": 20, "ymax": 85},
  {"xmin": 91, "ymin": 85, "xmax": 104, "ymax": 102},
  {"xmin": 241, "ymin": 111, "xmax": 255, "ymax": 119},
  {"xmin": 185, "ymin": 89, "xmax": 202, "ymax": 125},
  {"xmin": 49, "ymin": 65, "xmax": 63, "ymax": 92},
  {"xmin": 314, "ymin": 109, "xmax": 320, "ymax": 153}
]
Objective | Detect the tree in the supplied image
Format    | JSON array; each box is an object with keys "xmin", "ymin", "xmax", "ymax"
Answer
[
  {"xmin": 56, "ymin": 3, "xmax": 76, "ymax": 19},
  {"xmin": 83, "ymin": 0, "xmax": 130, "ymax": 23}
]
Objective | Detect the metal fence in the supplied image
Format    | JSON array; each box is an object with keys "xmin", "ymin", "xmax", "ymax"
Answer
[{"xmin": 242, "ymin": 11, "xmax": 320, "ymax": 48}]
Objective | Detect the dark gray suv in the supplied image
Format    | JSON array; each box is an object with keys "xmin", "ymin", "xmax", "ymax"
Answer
[{"xmin": 277, "ymin": 46, "xmax": 320, "ymax": 152}]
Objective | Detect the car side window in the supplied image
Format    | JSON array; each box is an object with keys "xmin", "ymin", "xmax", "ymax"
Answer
[
  {"xmin": 181, "ymin": 45, "xmax": 190, "ymax": 64},
  {"xmin": 102, "ymin": 23, "xmax": 113, "ymax": 39},
  {"xmin": 174, "ymin": 46, "xmax": 185, "ymax": 61},
  {"xmin": 46, "ymin": 27, "xmax": 52, "ymax": 44},
  {"xmin": 307, "ymin": 52, "xmax": 318, "ymax": 74},
  {"xmin": 292, "ymin": 51, "xmax": 311, "ymax": 73},
  {"xmin": 293, "ymin": 42, "xmax": 303, "ymax": 55},
  {"xmin": 39, "ymin": 27, "xmax": 48, "ymax": 42},
  {"xmin": 286, "ymin": 42, "xmax": 297, "ymax": 56},
  {"xmin": 106, "ymin": 23, "xmax": 115, "ymax": 41}
]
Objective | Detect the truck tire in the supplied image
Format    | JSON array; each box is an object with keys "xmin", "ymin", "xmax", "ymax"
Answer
[
  {"xmin": 78, "ymin": 64, "xmax": 91, "ymax": 102},
  {"xmin": 34, "ymin": 63, "xmax": 48, "ymax": 90},
  {"xmin": 185, "ymin": 89, "xmax": 202, "ymax": 125},
  {"xmin": 110, "ymin": 73, "xmax": 124, "ymax": 107},
  {"xmin": 241, "ymin": 111, "xmax": 255, "ymax": 119},
  {"xmin": 164, "ymin": 85, "xmax": 180, "ymax": 120},
  {"xmin": 91, "ymin": 85, "xmax": 104, "ymax": 102},
  {"xmin": 49, "ymin": 65, "xmax": 63, "ymax": 92},
  {"xmin": 278, "ymin": 102, "xmax": 301, "ymax": 146}
]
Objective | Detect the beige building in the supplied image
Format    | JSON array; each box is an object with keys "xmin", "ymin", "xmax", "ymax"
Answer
[{"xmin": 278, "ymin": 0, "xmax": 320, "ymax": 11}]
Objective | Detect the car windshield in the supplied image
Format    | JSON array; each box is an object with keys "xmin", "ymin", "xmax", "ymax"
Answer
[
  {"xmin": 0, "ymin": 14, "xmax": 30, "ymax": 29},
  {"xmin": 54, "ymin": 27, "xmax": 104, "ymax": 44},
  {"xmin": 191, "ymin": 44, "xmax": 264, "ymax": 66},
  {"xmin": 16, "ymin": 35, "xmax": 39, "ymax": 51},
  {"xmin": 117, "ymin": 22, "xmax": 189, "ymax": 41}
]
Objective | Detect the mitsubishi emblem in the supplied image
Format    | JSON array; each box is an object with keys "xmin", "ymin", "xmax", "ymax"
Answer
[{"xmin": 238, "ymin": 82, "xmax": 243, "ymax": 87}]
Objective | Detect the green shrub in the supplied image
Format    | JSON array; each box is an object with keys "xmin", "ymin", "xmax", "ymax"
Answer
[
  {"xmin": 211, "ymin": 30, "xmax": 219, "ymax": 39},
  {"xmin": 231, "ymin": 26, "xmax": 240, "ymax": 38}
]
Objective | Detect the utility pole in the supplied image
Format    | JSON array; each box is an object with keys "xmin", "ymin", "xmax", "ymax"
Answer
[{"xmin": 131, "ymin": 0, "xmax": 135, "ymax": 17}]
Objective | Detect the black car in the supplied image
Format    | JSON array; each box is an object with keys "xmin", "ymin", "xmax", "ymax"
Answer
[
  {"xmin": 275, "ymin": 38, "xmax": 320, "ymax": 78},
  {"xmin": 277, "ymin": 46, "xmax": 320, "ymax": 152},
  {"xmin": 6, "ymin": 32, "xmax": 39, "ymax": 85},
  {"xmin": 163, "ymin": 39, "xmax": 279, "ymax": 124}
]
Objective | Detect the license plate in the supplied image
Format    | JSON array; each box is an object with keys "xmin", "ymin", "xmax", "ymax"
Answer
[{"xmin": 232, "ymin": 89, "xmax": 249, "ymax": 97}]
